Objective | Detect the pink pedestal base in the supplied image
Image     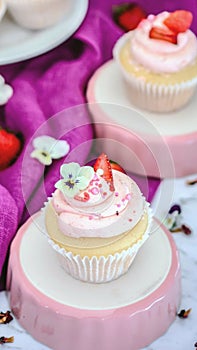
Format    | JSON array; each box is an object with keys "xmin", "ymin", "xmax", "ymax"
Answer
[
  {"xmin": 86, "ymin": 60, "xmax": 197, "ymax": 178},
  {"xmin": 7, "ymin": 212, "xmax": 181, "ymax": 350}
]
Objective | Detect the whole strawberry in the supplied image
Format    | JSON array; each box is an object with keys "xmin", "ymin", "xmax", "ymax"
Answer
[
  {"xmin": 113, "ymin": 2, "xmax": 147, "ymax": 32},
  {"xmin": 0, "ymin": 128, "xmax": 22, "ymax": 170}
]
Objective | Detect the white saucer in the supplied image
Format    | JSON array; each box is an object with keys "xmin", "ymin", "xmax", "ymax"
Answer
[
  {"xmin": 20, "ymin": 213, "xmax": 172, "ymax": 309},
  {"xmin": 7, "ymin": 212, "xmax": 181, "ymax": 349},
  {"xmin": 0, "ymin": 0, "xmax": 88, "ymax": 65}
]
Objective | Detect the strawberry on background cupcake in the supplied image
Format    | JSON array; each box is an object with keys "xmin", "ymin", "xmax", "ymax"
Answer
[
  {"xmin": 113, "ymin": 10, "xmax": 197, "ymax": 112},
  {"xmin": 6, "ymin": 0, "xmax": 71, "ymax": 30}
]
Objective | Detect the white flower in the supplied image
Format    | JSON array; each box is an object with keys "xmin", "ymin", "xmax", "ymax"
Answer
[
  {"xmin": 0, "ymin": 75, "xmax": 13, "ymax": 105},
  {"xmin": 164, "ymin": 210, "xmax": 181, "ymax": 231},
  {"xmin": 55, "ymin": 162, "xmax": 94, "ymax": 198},
  {"xmin": 31, "ymin": 135, "xmax": 70, "ymax": 165}
]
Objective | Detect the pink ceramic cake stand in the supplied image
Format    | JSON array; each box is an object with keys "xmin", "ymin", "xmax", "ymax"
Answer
[
  {"xmin": 7, "ymin": 211, "xmax": 181, "ymax": 350},
  {"xmin": 86, "ymin": 60, "xmax": 197, "ymax": 178}
]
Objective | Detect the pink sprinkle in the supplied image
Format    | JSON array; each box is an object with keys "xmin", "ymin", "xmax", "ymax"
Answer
[
  {"xmin": 89, "ymin": 216, "xmax": 93, "ymax": 220},
  {"xmin": 117, "ymin": 204, "xmax": 121, "ymax": 208},
  {"xmin": 128, "ymin": 218, "xmax": 132, "ymax": 222},
  {"xmin": 91, "ymin": 187, "xmax": 99, "ymax": 195},
  {"xmin": 115, "ymin": 192, "xmax": 119, "ymax": 197},
  {"xmin": 126, "ymin": 193, "xmax": 132, "ymax": 200}
]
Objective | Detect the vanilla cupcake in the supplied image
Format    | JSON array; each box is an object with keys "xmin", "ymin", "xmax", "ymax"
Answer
[
  {"xmin": 6, "ymin": 0, "xmax": 71, "ymax": 30},
  {"xmin": 113, "ymin": 10, "xmax": 197, "ymax": 112},
  {"xmin": 44, "ymin": 154, "xmax": 152, "ymax": 283}
]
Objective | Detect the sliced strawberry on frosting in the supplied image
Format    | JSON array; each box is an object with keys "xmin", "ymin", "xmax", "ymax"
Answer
[
  {"xmin": 110, "ymin": 160, "xmax": 126, "ymax": 174},
  {"xmin": 164, "ymin": 10, "xmax": 193, "ymax": 34},
  {"xmin": 149, "ymin": 26, "xmax": 177, "ymax": 44},
  {"xmin": 94, "ymin": 153, "xmax": 115, "ymax": 192}
]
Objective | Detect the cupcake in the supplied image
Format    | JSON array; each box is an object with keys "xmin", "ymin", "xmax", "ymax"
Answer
[
  {"xmin": 44, "ymin": 154, "xmax": 152, "ymax": 283},
  {"xmin": 6, "ymin": 0, "xmax": 71, "ymax": 30},
  {"xmin": 113, "ymin": 10, "xmax": 197, "ymax": 112}
]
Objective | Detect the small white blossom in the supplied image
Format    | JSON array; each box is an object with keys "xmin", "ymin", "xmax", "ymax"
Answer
[
  {"xmin": 31, "ymin": 135, "xmax": 70, "ymax": 166},
  {"xmin": 55, "ymin": 162, "xmax": 94, "ymax": 198},
  {"xmin": 0, "ymin": 75, "xmax": 13, "ymax": 105},
  {"xmin": 164, "ymin": 210, "xmax": 181, "ymax": 231}
]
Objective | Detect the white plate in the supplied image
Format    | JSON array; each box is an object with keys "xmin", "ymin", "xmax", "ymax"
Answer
[{"xmin": 0, "ymin": 0, "xmax": 89, "ymax": 65}]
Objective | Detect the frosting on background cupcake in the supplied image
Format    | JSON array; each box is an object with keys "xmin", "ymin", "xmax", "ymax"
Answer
[{"xmin": 130, "ymin": 12, "xmax": 197, "ymax": 74}]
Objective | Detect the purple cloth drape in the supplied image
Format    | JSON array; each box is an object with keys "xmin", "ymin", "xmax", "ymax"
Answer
[{"xmin": 0, "ymin": 0, "xmax": 196, "ymax": 287}]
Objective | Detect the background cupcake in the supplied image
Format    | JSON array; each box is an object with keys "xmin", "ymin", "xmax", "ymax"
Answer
[
  {"xmin": 113, "ymin": 10, "xmax": 197, "ymax": 113},
  {"xmin": 6, "ymin": 0, "xmax": 71, "ymax": 30},
  {"xmin": 44, "ymin": 154, "xmax": 152, "ymax": 283}
]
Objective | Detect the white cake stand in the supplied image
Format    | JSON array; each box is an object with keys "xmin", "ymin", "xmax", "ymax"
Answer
[
  {"xmin": 86, "ymin": 60, "xmax": 197, "ymax": 178},
  {"xmin": 7, "ymin": 212, "xmax": 181, "ymax": 350}
]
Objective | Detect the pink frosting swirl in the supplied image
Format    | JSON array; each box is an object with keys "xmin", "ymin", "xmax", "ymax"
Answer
[
  {"xmin": 51, "ymin": 170, "xmax": 146, "ymax": 238},
  {"xmin": 130, "ymin": 12, "xmax": 197, "ymax": 73}
]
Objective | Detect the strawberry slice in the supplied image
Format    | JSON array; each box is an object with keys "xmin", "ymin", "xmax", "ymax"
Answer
[
  {"xmin": 110, "ymin": 160, "xmax": 126, "ymax": 174},
  {"xmin": 149, "ymin": 26, "xmax": 177, "ymax": 44},
  {"xmin": 94, "ymin": 153, "xmax": 115, "ymax": 192},
  {"xmin": 164, "ymin": 10, "xmax": 193, "ymax": 34}
]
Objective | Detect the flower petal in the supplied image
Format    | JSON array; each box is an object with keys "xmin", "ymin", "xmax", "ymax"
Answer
[
  {"xmin": 60, "ymin": 163, "xmax": 80, "ymax": 179},
  {"xmin": 32, "ymin": 136, "xmax": 56, "ymax": 151},
  {"xmin": 0, "ymin": 74, "xmax": 13, "ymax": 105},
  {"xmin": 30, "ymin": 150, "xmax": 52, "ymax": 166},
  {"xmin": 0, "ymin": 75, "xmax": 5, "ymax": 85},
  {"xmin": 50, "ymin": 140, "xmax": 70, "ymax": 159},
  {"xmin": 55, "ymin": 179, "xmax": 64, "ymax": 191},
  {"xmin": 55, "ymin": 179, "xmax": 79, "ymax": 197},
  {"xmin": 76, "ymin": 176, "xmax": 91, "ymax": 190},
  {"xmin": 169, "ymin": 204, "xmax": 181, "ymax": 214},
  {"xmin": 78, "ymin": 166, "xmax": 94, "ymax": 181}
]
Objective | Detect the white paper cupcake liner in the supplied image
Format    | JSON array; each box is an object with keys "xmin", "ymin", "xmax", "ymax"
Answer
[
  {"xmin": 113, "ymin": 32, "xmax": 197, "ymax": 113},
  {"xmin": 122, "ymin": 73, "xmax": 197, "ymax": 113},
  {"xmin": 6, "ymin": 0, "xmax": 70, "ymax": 29},
  {"xmin": 42, "ymin": 200, "xmax": 153, "ymax": 283}
]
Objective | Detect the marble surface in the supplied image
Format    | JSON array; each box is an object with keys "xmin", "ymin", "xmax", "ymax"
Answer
[{"xmin": 0, "ymin": 174, "xmax": 197, "ymax": 350}]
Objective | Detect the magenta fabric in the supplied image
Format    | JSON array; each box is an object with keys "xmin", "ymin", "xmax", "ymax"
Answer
[{"xmin": 0, "ymin": 0, "xmax": 196, "ymax": 285}]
